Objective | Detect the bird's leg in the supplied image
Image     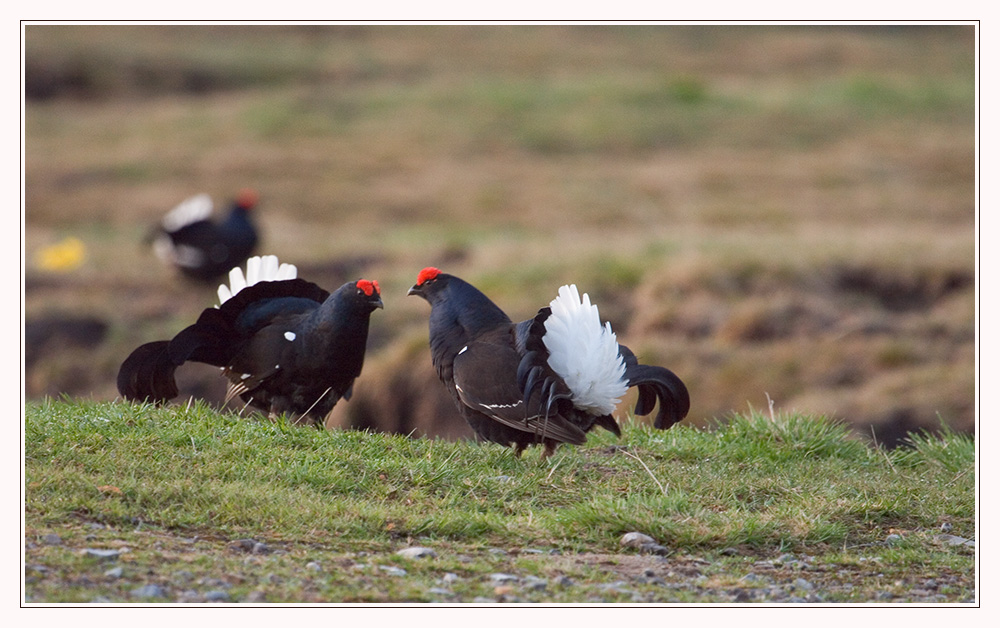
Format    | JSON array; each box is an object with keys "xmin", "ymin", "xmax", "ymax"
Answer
[
  {"xmin": 513, "ymin": 442, "xmax": 526, "ymax": 458},
  {"xmin": 542, "ymin": 440, "xmax": 558, "ymax": 459}
]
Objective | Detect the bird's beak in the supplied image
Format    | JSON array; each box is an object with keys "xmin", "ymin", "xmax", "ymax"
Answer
[
  {"xmin": 373, "ymin": 295, "xmax": 384, "ymax": 309},
  {"xmin": 407, "ymin": 284, "xmax": 421, "ymax": 297}
]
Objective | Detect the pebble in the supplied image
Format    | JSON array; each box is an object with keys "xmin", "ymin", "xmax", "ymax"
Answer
[
  {"xmin": 82, "ymin": 548, "xmax": 121, "ymax": 561},
  {"xmin": 378, "ymin": 565, "xmax": 407, "ymax": 576},
  {"xmin": 252, "ymin": 542, "xmax": 271, "ymax": 555},
  {"xmin": 522, "ymin": 575, "xmax": 547, "ymax": 591},
  {"xmin": 244, "ymin": 591, "xmax": 267, "ymax": 603},
  {"xmin": 131, "ymin": 584, "xmax": 167, "ymax": 599},
  {"xmin": 937, "ymin": 534, "xmax": 975, "ymax": 547},
  {"xmin": 442, "ymin": 573, "xmax": 460, "ymax": 584},
  {"xmin": 793, "ymin": 578, "xmax": 814, "ymax": 591},
  {"xmin": 306, "ymin": 561, "xmax": 322, "ymax": 572},
  {"xmin": 204, "ymin": 590, "xmax": 231, "ymax": 602},
  {"xmin": 41, "ymin": 534, "xmax": 62, "ymax": 545},
  {"xmin": 396, "ymin": 547, "xmax": 437, "ymax": 559},
  {"xmin": 554, "ymin": 575, "xmax": 574, "ymax": 588},
  {"xmin": 490, "ymin": 573, "xmax": 519, "ymax": 584},
  {"xmin": 620, "ymin": 532, "xmax": 656, "ymax": 548},
  {"xmin": 104, "ymin": 567, "xmax": 124, "ymax": 579},
  {"xmin": 619, "ymin": 531, "xmax": 670, "ymax": 556},
  {"xmin": 885, "ymin": 534, "xmax": 903, "ymax": 545}
]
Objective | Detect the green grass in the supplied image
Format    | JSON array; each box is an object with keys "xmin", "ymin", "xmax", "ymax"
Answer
[{"xmin": 24, "ymin": 399, "xmax": 975, "ymax": 603}]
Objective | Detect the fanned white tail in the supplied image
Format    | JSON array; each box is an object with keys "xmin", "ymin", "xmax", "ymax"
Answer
[
  {"xmin": 217, "ymin": 255, "xmax": 298, "ymax": 305},
  {"xmin": 543, "ymin": 284, "xmax": 628, "ymax": 415},
  {"xmin": 161, "ymin": 193, "xmax": 213, "ymax": 232}
]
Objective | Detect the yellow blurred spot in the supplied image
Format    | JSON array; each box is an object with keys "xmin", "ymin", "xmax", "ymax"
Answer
[{"xmin": 35, "ymin": 237, "xmax": 86, "ymax": 272}]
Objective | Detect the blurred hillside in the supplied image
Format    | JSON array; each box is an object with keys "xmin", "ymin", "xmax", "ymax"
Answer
[{"xmin": 23, "ymin": 24, "xmax": 975, "ymax": 446}]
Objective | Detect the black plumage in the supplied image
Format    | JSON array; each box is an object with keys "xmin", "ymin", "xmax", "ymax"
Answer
[
  {"xmin": 152, "ymin": 190, "xmax": 260, "ymax": 283},
  {"xmin": 118, "ymin": 259, "xmax": 383, "ymax": 426},
  {"xmin": 408, "ymin": 267, "xmax": 689, "ymax": 456}
]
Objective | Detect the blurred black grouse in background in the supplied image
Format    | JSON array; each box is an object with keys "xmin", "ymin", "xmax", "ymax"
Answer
[
  {"xmin": 118, "ymin": 255, "xmax": 383, "ymax": 427},
  {"xmin": 152, "ymin": 189, "xmax": 260, "ymax": 283},
  {"xmin": 408, "ymin": 267, "xmax": 689, "ymax": 456}
]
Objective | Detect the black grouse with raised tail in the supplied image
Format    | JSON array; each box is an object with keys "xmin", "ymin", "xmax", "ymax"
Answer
[
  {"xmin": 118, "ymin": 255, "xmax": 383, "ymax": 426},
  {"xmin": 152, "ymin": 189, "xmax": 260, "ymax": 283},
  {"xmin": 408, "ymin": 267, "xmax": 689, "ymax": 456}
]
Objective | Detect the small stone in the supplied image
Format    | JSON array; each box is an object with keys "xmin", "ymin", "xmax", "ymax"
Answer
[
  {"xmin": 940, "ymin": 522, "xmax": 953, "ymax": 533},
  {"xmin": 104, "ymin": 567, "xmax": 124, "ymax": 579},
  {"xmin": 488, "ymin": 548, "xmax": 508, "ymax": 556},
  {"xmin": 490, "ymin": 573, "xmax": 519, "ymax": 584},
  {"xmin": 82, "ymin": 548, "xmax": 120, "ymax": 561},
  {"xmin": 131, "ymin": 584, "xmax": 167, "ymax": 599},
  {"xmin": 428, "ymin": 587, "xmax": 453, "ymax": 596},
  {"xmin": 620, "ymin": 532, "xmax": 656, "ymax": 548},
  {"xmin": 252, "ymin": 542, "xmax": 270, "ymax": 555},
  {"xmin": 442, "ymin": 573, "xmax": 460, "ymax": 584},
  {"xmin": 522, "ymin": 576, "xmax": 547, "ymax": 591},
  {"xmin": 885, "ymin": 534, "xmax": 903, "ymax": 545},
  {"xmin": 205, "ymin": 590, "xmax": 231, "ymax": 602},
  {"xmin": 379, "ymin": 565, "xmax": 407, "ymax": 576},
  {"xmin": 228, "ymin": 539, "xmax": 256, "ymax": 553},
  {"xmin": 306, "ymin": 561, "xmax": 322, "ymax": 572},
  {"xmin": 41, "ymin": 534, "xmax": 62, "ymax": 545},
  {"xmin": 794, "ymin": 578, "xmax": 814, "ymax": 591},
  {"xmin": 397, "ymin": 547, "xmax": 437, "ymax": 559},
  {"xmin": 244, "ymin": 591, "xmax": 267, "ymax": 603},
  {"xmin": 554, "ymin": 575, "xmax": 574, "ymax": 587},
  {"xmin": 741, "ymin": 573, "xmax": 761, "ymax": 583},
  {"xmin": 937, "ymin": 534, "xmax": 975, "ymax": 547}
]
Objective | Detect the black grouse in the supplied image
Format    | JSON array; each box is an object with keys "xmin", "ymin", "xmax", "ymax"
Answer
[
  {"xmin": 118, "ymin": 255, "xmax": 384, "ymax": 426},
  {"xmin": 408, "ymin": 267, "xmax": 689, "ymax": 456},
  {"xmin": 152, "ymin": 189, "xmax": 260, "ymax": 283}
]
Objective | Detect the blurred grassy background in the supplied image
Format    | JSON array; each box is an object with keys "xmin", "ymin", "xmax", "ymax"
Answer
[{"xmin": 23, "ymin": 24, "xmax": 975, "ymax": 446}]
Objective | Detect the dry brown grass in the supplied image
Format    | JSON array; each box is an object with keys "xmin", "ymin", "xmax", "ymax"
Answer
[{"xmin": 24, "ymin": 24, "xmax": 975, "ymax": 446}]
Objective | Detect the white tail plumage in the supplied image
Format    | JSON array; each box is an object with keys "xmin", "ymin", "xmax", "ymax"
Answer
[
  {"xmin": 542, "ymin": 284, "xmax": 628, "ymax": 415},
  {"xmin": 217, "ymin": 255, "xmax": 297, "ymax": 305},
  {"xmin": 161, "ymin": 193, "xmax": 213, "ymax": 232}
]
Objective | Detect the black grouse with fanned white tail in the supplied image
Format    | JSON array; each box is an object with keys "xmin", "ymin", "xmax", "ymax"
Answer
[
  {"xmin": 152, "ymin": 189, "xmax": 260, "ymax": 283},
  {"xmin": 117, "ymin": 255, "xmax": 383, "ymax": 426},
  {"xmin": 408, "ymin": 267, "xmax": 689, "ymax": 456}
]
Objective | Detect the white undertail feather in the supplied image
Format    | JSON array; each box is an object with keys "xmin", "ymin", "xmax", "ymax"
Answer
[
  {"xmin": 543, "ymin": 284, "xmax": 628, "ymax": 415},
  {"xmin": 161, "ymin": 193, "xmax": 213, "ymax": 232},
  {"xmin": 217, "ymin": 255, "xmax": 298, "ymax": 305}
]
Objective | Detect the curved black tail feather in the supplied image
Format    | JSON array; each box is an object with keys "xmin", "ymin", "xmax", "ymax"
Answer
[
  {"xmin": 116, "ymin": 341, "xmax": 179, "ymax": 403},
  {"xmin": 619, "ymin": 345, "xmax": 690, "ymax": 429}
]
